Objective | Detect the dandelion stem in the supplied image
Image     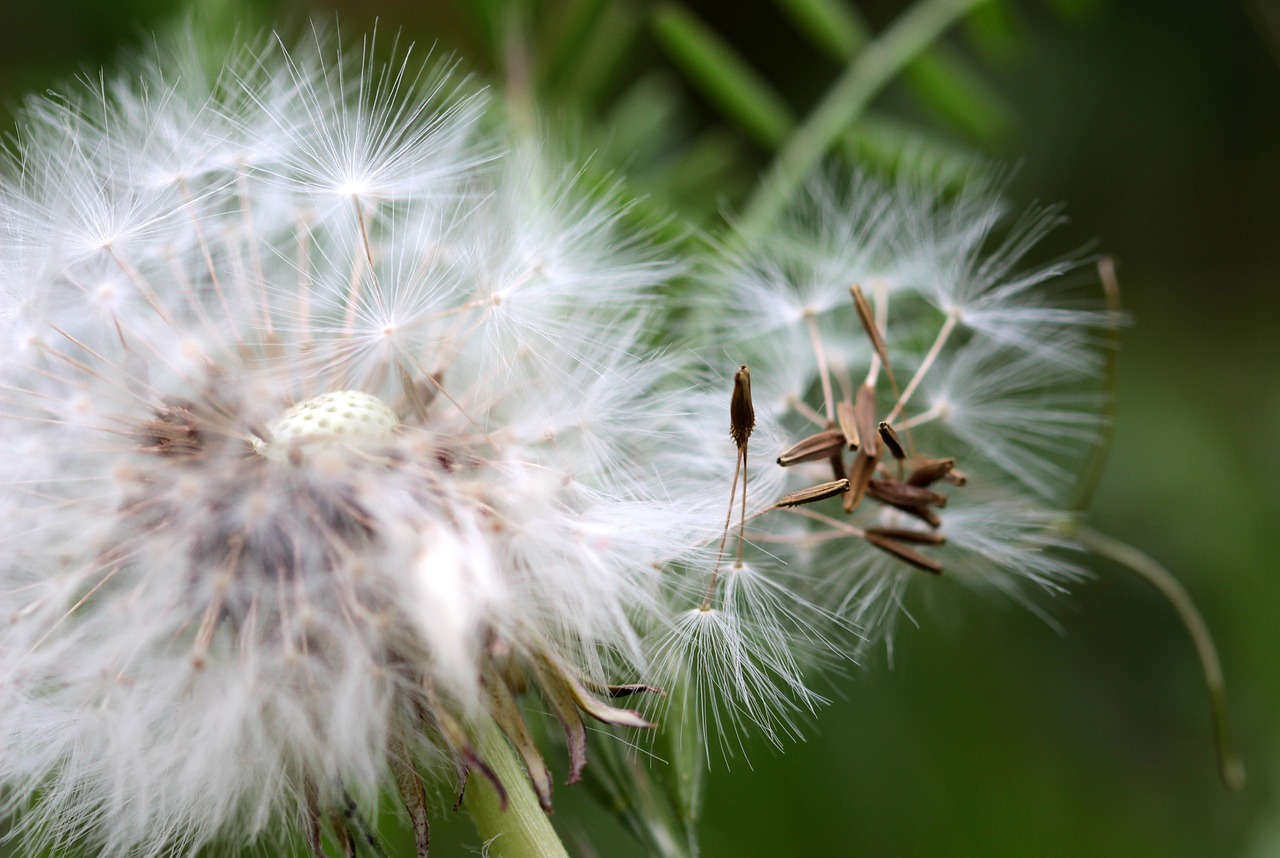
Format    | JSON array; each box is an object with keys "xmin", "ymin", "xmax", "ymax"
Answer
[
  {"xmin": 737, "ymin": 0, "xmax": 994, "ymax": 238},
  {"xmin": 1069, "ymin": 257, "xmax": 1123, "ymax": 513},
  {"xmin": 462, "ymin": 720, "xmax": 572, "ymax": 858},
  {"xmin": 1078, "ymin": 526, "xmax": 1246, "ymax": 791},
  {"xmin": 885, "ymin": 310, "xmax": 958, "ymax": 426}
]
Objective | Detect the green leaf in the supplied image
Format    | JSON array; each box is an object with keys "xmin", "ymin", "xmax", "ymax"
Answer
[
  {"xmin": 660, "ymin": 129, "xmax": 752, "ymax": 213},
  {"xmin": 652, "ymin": 2, "xmax": 795, "ymax": 148},
  {"xmin": 603, "ymin": 72, "xmax": 686, "ymax": 165}
]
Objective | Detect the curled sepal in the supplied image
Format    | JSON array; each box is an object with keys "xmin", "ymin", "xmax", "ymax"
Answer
[
  {"xmin": 424, "ymin": 689, "xmax": 509, "ymax": 812},
  {"xmin": 536, "ymin": 652, "xmax": 657, "ymax": 730},
  {"xmin": 302, "ymin": 780, "xmax": 327, "ymax": 858},
  {"xmin": 532, "ymin": 658, "xmax": 590, "ymax": 786},
  {"xmin": 329, "ymin": 814, "xmax": 356, "ymax": 858},
  {"xmin": 482, "ymin": 660, "xmax": 555, "ymax": 812},
  {"xmin": 391, "ymin": 752, "xmax": 431, "ymax": 858}
]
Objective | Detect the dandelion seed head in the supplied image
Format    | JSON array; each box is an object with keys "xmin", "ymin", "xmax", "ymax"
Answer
[
  {"xmin": 700, "ymin": 168, "xmax": 1110, "ymax": 659},
  {"xmin": 0, "ymin": 29, "xmax": 725, "ymax": 857}
]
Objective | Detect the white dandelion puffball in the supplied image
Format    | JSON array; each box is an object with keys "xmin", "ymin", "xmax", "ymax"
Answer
[{"xmin": 0, "ymin": 31, "xmax": 728, "ymax": 856}]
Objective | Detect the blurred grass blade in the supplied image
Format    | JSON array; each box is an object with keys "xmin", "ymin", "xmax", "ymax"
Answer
[
  {"xmin": 604, "ymin": 73, "xmax": 686, "ymax": 164},
  {"xmin": 561, "ymin": 2, "xmax": 643, "ymax": 109},
  {"xmin": 537, "ymin": 0, "xmax": 608, "ymax": 86},
  {"xmin": 652, "ymin": 2, "xmax": 795, "ymax": 148},
  {"xmin": 660, "ymin": 129, "xmax": 752, "ymax": 214},
  {"xmin": 774, "ymin": 0, "xmax": 1012, "ymax": 142},
  {"xmin": 841, "ymin": 111, "xmax": 981, "ymax": 189},
  {"xmin": 578, "ymin": 732, "xmax": 697, "ymax": 858},
  {"xmin": 903, "ymin": 45, "xmax": 1013, "ymax": 140},
  {"xmin": 655, "ymin": 680, "xmax": 705, "ymax": 856},
  {"xmin": 966, "ymin": 0, "xmax": 1021, "ymax": 58},
  {"xmin": 739, "ymin": 0, "xmax": 995, "ymax": 237},
  {"xmin": 772, "ymin": 0, "xmax": 869, "ymax": 60}
]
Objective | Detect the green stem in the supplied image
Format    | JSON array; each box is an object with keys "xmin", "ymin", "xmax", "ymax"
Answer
[
  {"xmin": 1078, "ymin": 526, "xmax": 1246, "ymax": 791},
  {"xmin": 462, "ymin": 722, "xmax": 572, "ymax": 858},
  {"xmin": 737, "ymin": 0, "xmax": 993, "ymax": 238}
]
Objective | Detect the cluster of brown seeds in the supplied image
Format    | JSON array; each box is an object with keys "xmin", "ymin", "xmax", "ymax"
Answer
[{"xmin": 727, "ymin": 285, "xmax": 969, "ymax": 577}]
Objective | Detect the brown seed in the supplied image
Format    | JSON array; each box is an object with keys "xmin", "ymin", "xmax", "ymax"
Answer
[
  {"xmin": 843, "ymin": 451, "xmax": 878, "ymax": 514},
  {"xmin": 864, "ymin": 527, "xmax": 946, "ymax": 546},
  {"xmin": 730, "ymin": 365, "xmax": 755, "ymax": 451},
  {"xmin": 853, "ymin": 383, "xmax": 879, "ymax": 458},
  {"xmin": 867, "ymin": 479, "xmax": 948, "ymax": 509},
  {"xmin": 878, "ymin": 422, "xmax": 905, "ymax": 460},
  {"xmin": 906, "ymin": 457, "xmax": 956, "ymax": 487},
  {"xmin": 774, "ymin": 479, "xmax": 851, "ymax": 508},
  {"xmin": 864, "ymin": 532, "xmax": 944, "ymax": 574},
  {"xmin": 836, "ymin": 399, "xmax": 859, "ymax": 449},
  {"xmin": 777, "ymin": 429, "xmax": 847, "ymax": 467},
  {"xmin": 828, "ymin": 451, "xmax": 847, "ymax": 484},
  {"xmin": 850, "ymin": 284, "xmax": 893, "ymax": 378}
]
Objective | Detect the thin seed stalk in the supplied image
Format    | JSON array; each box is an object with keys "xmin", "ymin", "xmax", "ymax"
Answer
[
  {"xmin": 1078, "ymin": 526, "xmax": 1246, "ymax": 791},
  {"xmin": 462, "ymin": 721, "xmax": 573, "ymax": 858},
  {"xmin": 885, "ymin": 310, "xmax": 958, "ymax": 425},
  {"xmin": 804, "ymin": 312, "xmax": 837, "ymax": 424}
]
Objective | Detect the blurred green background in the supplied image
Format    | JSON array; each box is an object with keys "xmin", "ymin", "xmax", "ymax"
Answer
[{"xmin": 2, "ymin": 1, "xmax": 1276, "ymax": 856}]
